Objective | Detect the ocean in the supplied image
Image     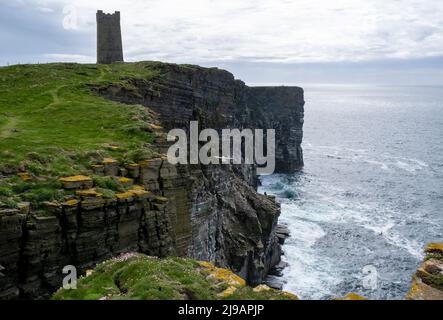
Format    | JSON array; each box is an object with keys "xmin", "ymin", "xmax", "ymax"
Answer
[{"xmin": 259, "ymin": 85, "xmax": 443, "ymax": 300}]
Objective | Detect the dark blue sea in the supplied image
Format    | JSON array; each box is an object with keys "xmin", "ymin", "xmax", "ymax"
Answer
[{"xmin": 259, "ymin": 85, "xmax": 443, "ymax": 300}]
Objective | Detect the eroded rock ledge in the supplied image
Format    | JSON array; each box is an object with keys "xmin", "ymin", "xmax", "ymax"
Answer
[
  {"xmin": 406, "ymin": 243, "xmax": 443, "ymax": 300},
  {"xmin": 0, "ymin": 63, "xmax": 305, "ymax": 299}
]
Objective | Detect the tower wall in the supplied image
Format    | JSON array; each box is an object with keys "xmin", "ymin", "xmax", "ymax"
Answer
[{"xmin": 96, "ymin": 10, "xmax": 124, "ymax": 64}]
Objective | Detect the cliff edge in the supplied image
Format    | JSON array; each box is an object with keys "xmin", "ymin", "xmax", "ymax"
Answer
[
  {"xmin": 52, "ymin": 252, "xmax": 298, "ymax": 300},
  {"xmin": 0, "ymin": 62, "xmax": 304, "ymax": 299}
]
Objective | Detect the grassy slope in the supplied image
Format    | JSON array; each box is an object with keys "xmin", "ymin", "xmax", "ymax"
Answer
[
  {"xmin": 0, "ymin": 62, "xmax": 160, "ymax": 163},
  {"xmin": 0, "ymin": 62, "xmax": 164, "ymax": 208},
  {"xmin": 52, "ymin": 254, "xmax": 298, "ymax": 300}
]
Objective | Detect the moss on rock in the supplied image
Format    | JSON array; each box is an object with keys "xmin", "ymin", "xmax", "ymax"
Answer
[
  {"xmin": 407, "ymin": 242, "xmax": 443, "ymax": 300},
  {"xmin": 52, "ymin": 253, "xmax": 299, "ymax": 300}
]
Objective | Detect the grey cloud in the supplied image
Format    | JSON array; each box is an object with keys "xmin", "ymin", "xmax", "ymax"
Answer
[
  {"xmin": 0, "ymin": 1, "xmax": 93, "ymax": 63},
  {"xmin": 1, "ymin": 0, "xmax": 443, "ymax": 85}
]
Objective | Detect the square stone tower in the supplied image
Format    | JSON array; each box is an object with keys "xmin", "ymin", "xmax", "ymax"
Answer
[{"xmin": 96, "ymin": 10, "xmax": 124, "ymax": 64}]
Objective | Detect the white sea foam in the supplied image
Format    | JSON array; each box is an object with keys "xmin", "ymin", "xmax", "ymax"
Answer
[
  {"xmin": 260, "ymin": 168, "xmax": 429, "ymax": 298},
  {"xmin": 277, "ymin": 212, "xmax": 342, "ymax": 299},
  {"xmin": 274, "ymin": 85, "xmax": 442, "ymax": 299},
  {"xmin": 305, "ymin": 142, "xmax": 431, "ymax": 175}
]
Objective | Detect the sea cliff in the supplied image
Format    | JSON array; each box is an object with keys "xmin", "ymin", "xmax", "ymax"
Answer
[{"xmin": 0, "ymin": 62, "xmax": 305, "ymax": 299}]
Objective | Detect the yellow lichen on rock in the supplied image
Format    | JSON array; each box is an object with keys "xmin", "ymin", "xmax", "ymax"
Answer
[
  {"xmin": 197, "ymin": 261, "xmax": 246, "ymax": 287},
  {"xmin": 115, "ymin": 188, "xmax": 151, "ymax": 201},
  {"xmin": 425, "ymin": 243, "xmax": 443, "ymax": 255},
  {"xmin": 102, "ymin": 158, "xmax": 118, "ymax": 164},
  {"xmin": 76, "ymin": 189, "xmax": 102, "ymax": 198},
  {"xmin": 252, "ymin": 284, "xmax": 299, "ymax": 300},
  {"xmin": 59, "ymin": 175, "xmax": 91, "ymax": 182},
  {"xmin": 115, "ymin": 191, "xmax": 134, "ymax": 200},
  {"xmin": 107, "ymin": 145, "xmax": 122, "ymax": 151},
  {"xmin": 253, "ymin": 284, "xmax": 272, "ymax": 292},
  {"xmin": 335, "ymin": 293, "xmax": 368, "ymax": 300},
  {"xmin": 62, "ymin": 199, "xmax": 79, "ymax": 207},
  {"xmin": 119, "ymin": 177, "xmax": 133, "ymax": 185},
  {"xmin": 59, "ymin": 175, "xmax": 93, "ymax": 190},
  {"xmin": 17, "ymin": 172, "xmax": 31, "ymax": 182},
  {"xmin": 197, "ymin": 261, "xmax": 215, "ymax": 269},
  {"xmin": 210, "ymin": 268, "xmax": 245, "ymax": 287},
  {"xmin": 217, "ymin": 286, "xmax": 238, "ymax": 298},
  {"xmin": 129, "ymin": 188, "xmax": 151, "ymax": 199}
]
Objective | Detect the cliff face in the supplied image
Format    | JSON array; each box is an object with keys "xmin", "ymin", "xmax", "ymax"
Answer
[
  {"xmin": 96, "ymin": 63, "xmax": 305, "ymax": 172},
  {"xmin": 0, "ymin": 161, "xmax": 176, "ymax": 299},
  {"xmin": 93, "ymin": 63, "xmax": 305, "ymax": 282},
  {"xmin": 0, "ymin": 63, "xmax": 305, "ymax": 299}
]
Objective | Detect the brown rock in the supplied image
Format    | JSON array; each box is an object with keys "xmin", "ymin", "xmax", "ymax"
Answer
[{"xmin": 407, "ymin": 277, "xmax": 443, "ymax": 300}]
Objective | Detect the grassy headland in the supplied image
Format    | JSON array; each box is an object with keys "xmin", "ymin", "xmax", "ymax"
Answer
[{"xmin": 0, "ymin": 62, "xmax": 165, "ymax": 209}]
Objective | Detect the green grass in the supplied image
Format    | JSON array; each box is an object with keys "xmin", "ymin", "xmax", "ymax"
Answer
[
  {"xmin": 92, "ymin": 175, "xmax": 125, "ymax": 192},
  {"xmin": 52, "ymin": 254, "xmax": 298, "ymax": 300},
  {"xmin": 421, "ymin": 252, "xmax": 443, "ymax": 291},
  {"xmin": 0, "ymin": 62, "xmax": 166, "ymax": 209},
  {"xmin": 0, "ymin": 62, "xmax": 160, "ymax": 166}
]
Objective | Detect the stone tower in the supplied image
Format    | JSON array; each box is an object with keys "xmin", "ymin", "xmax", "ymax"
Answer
[{"xmin": 96, "ymin": 10, "xmax": 124, "ymax": 64}]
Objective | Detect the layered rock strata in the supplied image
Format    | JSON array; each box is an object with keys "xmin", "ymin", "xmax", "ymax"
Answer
[
  {"xmin": 0, "ymin": 63, "xmax": 305, "ymax": 299},
  {"xmin": 93, "ymin": 63, "xmax": 305, "ymax": 284},
  {"xmin": 407, "ymin": 243, "xmax": 443, "ymax": 300}
]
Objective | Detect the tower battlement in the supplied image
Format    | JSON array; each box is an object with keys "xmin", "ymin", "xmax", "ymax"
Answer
[
  {"xmin": 96, "ymin": 10, "xmax": 123, "ymax": 64},
  {"xmin": 97, "ymin": 10, "xmax": 120, "ymax": 20}
]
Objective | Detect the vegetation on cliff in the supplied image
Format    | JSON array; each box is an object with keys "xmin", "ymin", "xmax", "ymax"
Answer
[
  {"xmin": 52, "ymin": 253, "xmax": 298, "ymax": 300},
  {"xmin": 0, "ymin": 62, "xmax": 173, "ymax": 210}
]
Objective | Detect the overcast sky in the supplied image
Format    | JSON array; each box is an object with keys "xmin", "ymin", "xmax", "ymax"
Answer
[{"xmin": 1, "ymin": 0, "xmax": 443, "ymax": 85}]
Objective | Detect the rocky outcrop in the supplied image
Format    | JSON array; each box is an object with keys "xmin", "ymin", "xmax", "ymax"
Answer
[
  {"xmin": 0, "ymin": 62, "xmax": 305, "ymax": 299},
  {"xmin": 406, "ymin": 243, "xmax": 443, "ymax": 300},
  {"xmin": 92, "ymin": 63, "xmax": 305, "ymax": 284},
  {"xmin": 52, "ymin": 253, "xmax": 299, "ymax": 300},
  {"xmin": 0, "ymin": 170, "xmax": 175, "ymax": 299}
]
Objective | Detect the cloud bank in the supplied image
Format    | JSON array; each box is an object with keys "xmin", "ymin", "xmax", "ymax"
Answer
[{"xmin": 1, "ymin": 0, "xmax": 443, "ymax": 84}]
